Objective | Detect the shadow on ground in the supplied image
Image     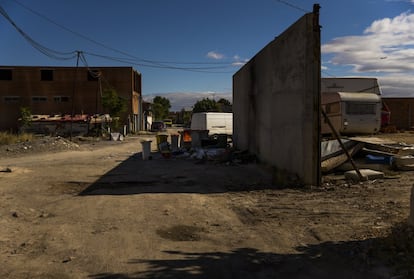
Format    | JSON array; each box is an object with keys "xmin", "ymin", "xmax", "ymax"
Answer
[
  {"xmin": 79, "ymin": 151, "xmax": 274, "ymax": 195},
  {"xmin": 86, "ymin": 229, "xmax": 414, "ymax": 279}
]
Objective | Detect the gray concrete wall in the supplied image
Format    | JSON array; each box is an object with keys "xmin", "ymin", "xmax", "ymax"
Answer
[
  {"xmin": 410, "ymin": 186, "xmax": 414, "ymax": 226},
  {"xmin": 233, "ymin": 9, "xmax": 321, "ymax": 186}
]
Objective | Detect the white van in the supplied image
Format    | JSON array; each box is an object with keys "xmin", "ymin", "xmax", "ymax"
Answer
[{"xmin": 190, "ymin": 112, "xmax": 233, "ymax": 135}]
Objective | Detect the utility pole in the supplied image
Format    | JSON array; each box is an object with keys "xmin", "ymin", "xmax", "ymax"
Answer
[{"xmin": 70, "ymin": 51, "xmax": 81, "ymax": 141}]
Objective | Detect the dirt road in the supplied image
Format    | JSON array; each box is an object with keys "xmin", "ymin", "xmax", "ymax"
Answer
[{"xmin": 0, "ymin": 134, "xmax": 412, "ymax": 278}]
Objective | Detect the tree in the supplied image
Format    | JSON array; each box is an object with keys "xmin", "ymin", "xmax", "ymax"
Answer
[
  {"xmin": 192, "ymin": 98, "xmax": 219, "ymax": 113},
  {"xmin": 102, "ymin": 89, "xmax": 127, "ymax": 130},
  {"xmin": 152, "ymin": 96, "xmax": 171, "ymax": 120},
  {"xmin": 217, "ymin": 98, "xmax": 232, "ymax": 112},
  {"xmin": 217, "ymin": 98, "xmax": 231, "ymax": 106},
  {"xmin": 19, "ymin": 107, "xmax": 32, "ymax": 129},
  {"xmin": 180, "ymin": 108, "xmax": 192, "ymax": 126},
  {"xmin": 102, "ymin": 88, "xmax": 127, "ymax": 117}
]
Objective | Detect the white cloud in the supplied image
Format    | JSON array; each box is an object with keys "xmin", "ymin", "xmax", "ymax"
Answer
[
  {"xmin": 207, "ymin": 51, "xmax": 224, "ymax": 60},
  {"xmin": 322, "ymin": 11, "xmax": 414, "ymax": 73},
  {"xmin": 232, "ymin": 55, "xmax": 248, "ymax": 66},
  {"xmin": 322, "ymin": 11, "xmax": 414, "ymax": 96}
]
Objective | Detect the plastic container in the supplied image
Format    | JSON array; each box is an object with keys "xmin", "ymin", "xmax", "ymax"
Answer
[
  {"xmin": 170, "ymin": 134, "xmax": 179, "ymax": 152},
  {"xmin": 141, "ymin": 140, "xmax": 152, "ymax": 160},
  {"xmin": 179, "ymin": 129, "xmax": 192, "ymax": 150},
  {"xmin": 156, "ymin": 134, "xmax": 169, "ymax": 151}
]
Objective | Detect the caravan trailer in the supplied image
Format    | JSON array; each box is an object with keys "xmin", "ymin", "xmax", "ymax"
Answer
[
  {"xmin": 321, "ymin": 77, "xmax": 382, "ymax": 94},
  {"xmin": 321, "ymin": 92, "xmax": 382, "ymax": 135}
]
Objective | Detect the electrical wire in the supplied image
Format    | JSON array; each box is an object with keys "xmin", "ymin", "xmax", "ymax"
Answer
[
  {"xmin": 0, "ymin": 5, "xmax": 77, "ymax": 60},
  {"xmin": 1, "ymin": 2, "xmax": 238, "ymax": 73},
  {"xmin": 82, "ymin": 51, "xmax": 235, "ymax": 73},
  {"xmin": 273, "ymin": 0, "xmax": 310, "ymax": 13},
  {"xmin": 10, "ymin": 0, "xmax": 239, "ymax": 69}
]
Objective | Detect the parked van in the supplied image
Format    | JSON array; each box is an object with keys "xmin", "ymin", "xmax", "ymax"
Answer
[
  {"xmin": 321, "ymin": 92, "xmax": 382, "ymax": 135},
  {"xmin": 190, "ymin": 112, "xmax": 233, "ymax": 135},
  {"xmin": 163, "ymin": 119, "xmax": 173, "ymax": 127}
]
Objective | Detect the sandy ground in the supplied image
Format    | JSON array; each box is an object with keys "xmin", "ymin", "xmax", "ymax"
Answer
[{"xmin": 0, "ymin": 131, "xmax": 413, "ymax": 278}]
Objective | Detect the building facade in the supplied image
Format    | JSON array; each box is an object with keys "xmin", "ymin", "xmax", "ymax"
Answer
[
  {"xmin": 0, "ymin": 66, "xmax": 142, "ymax": 133},
  {"xmin": 383, "ymin": 98, "xmax": 414, "ymax": 130}
]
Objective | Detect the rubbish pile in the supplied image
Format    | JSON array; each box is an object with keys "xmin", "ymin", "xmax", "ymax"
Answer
[
  {"xmin": 140, "ymin": 131, "xmax": 256, "ymax": 165},
  {"xmin": 322, "ymin": 136, "xmax": 414, "ymax": 180}
]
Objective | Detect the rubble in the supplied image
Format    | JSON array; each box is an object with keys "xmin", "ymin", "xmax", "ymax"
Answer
[
  {"xmin": 323, "ymin": 136, "xmax": 414, "ymax": 179},
  {"xmin": 344, "ymin": 169, "xmax": 385, "ymax": 182},
  {"xmin": 0, "ymin": 136, "xmax": 85, "ymax": 157}
]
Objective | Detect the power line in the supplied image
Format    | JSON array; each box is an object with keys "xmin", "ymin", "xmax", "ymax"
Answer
[
  {"xmin": 274, "ymin": 0, "xmax": 310, "ymax": 13},
  {"xmin": 82, "ymin": 51, "xmax": 235, "ymax": 73},
  {"xmin": 0, "ymin": 5, "xmax": 77, "ymax": 60},
  {"xmin": 10, "ymin": 0, "xmax": 239, "ymax": 68},
  {"xmin": 1, "ymin": 2, "xmax": 239, "ymax": 73}
]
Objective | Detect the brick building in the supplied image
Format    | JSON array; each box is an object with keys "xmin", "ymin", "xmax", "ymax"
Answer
[
  {"xmin": 0, "ymin": 66, "xmax": 142, "ymax": 132},
  {"xmin": 383, "ymin": 97, "xmax": 414, "ymax": 130}
]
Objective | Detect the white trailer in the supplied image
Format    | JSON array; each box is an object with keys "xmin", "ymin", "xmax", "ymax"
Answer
[
  {"xmin": 321, "ymin": 92, "xmax": 382, "ymax": 135},
  {"xmin": 190, "ymin": 112, "xmax": 233, "ymax": 135}
]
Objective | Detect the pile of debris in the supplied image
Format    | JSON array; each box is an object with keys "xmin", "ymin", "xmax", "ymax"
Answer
[
  {"xmin": 0, "ymin": 136, "xmax": 80, "ymax": 157},
  {"xmin": 322, "ymin": 136, "xmax": 414, "ymax": 181},
  {"xmin": 142, "ymin": 132, "xmax": 258, "ymax": 165},
  {"xmin": 20, "ymin": 114, "xmax": 112, "ymax": 136}
]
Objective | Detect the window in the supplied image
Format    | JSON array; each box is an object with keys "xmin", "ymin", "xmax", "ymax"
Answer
[
  {"xmin": 87, "ymin": 70, "xmax": 100, "ymax": 81},
  {"xmin": 346, "ymin": 102, "xmax": 377, "ymax": 115},
  {"xmin": 325, "ymin": 102, "xmax": 340, "ymax": 114},
  {"xmin": 32, "ymin": 96, "xmax": 48, "ymax": 102},
  {"xmin": 3, "ymin": 96, "xmax": 21, "ymax": 103},
  {"xmin": 0, "ymin": 69, "xmax": 12, "ymax": 80},
  {"xmin": 54, "ymin": 96, "xmax": 70, "ymax": 102},
  {"xmin": 41, "ymin": 69, "xmax": 54, "ymax": 81}
]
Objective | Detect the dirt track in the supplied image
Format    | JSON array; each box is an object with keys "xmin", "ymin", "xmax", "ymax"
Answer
[{"xmin": 0, "ymin": 133, "xmax": 413, "ymax": 278}]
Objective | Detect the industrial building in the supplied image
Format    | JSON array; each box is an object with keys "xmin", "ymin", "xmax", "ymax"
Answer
[
  {"xmin": 383, "ymin": 97, "xmax": 414, "ymax": 130},
  {"xmin": 0, "ymin": 66, "xmax": 142, "ymax": 133}
]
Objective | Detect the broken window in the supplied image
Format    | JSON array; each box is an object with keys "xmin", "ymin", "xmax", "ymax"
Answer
[
  {"xmin": 87, "ymin": 70, "xmax": 100, "ymax": 81},
  {"xmin": 0, "ymin": 69, "xmax": 12, "ymax": 80},
  {"xmin": 32, "ymin": 96, "xmax": 48, "ymax": 102},
  {"xmin": 41, "ymin": 70, "xmax": 54, "ymax": 81},
  {"xmin": 54, "ymin": 96, "xmax": 70, "ymax": 103},
  {"xmin": 325, "ymin": 102, "xmax": 340, "ymax": 114},
  {"xmin": 3, "ymin": 96, "xmax": 20, "ymax": 103}
]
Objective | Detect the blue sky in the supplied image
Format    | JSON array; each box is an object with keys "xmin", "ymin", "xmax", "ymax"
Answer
[{"xmin": 1, "ymin": 0, "xmax": 414, "ymax": 110}]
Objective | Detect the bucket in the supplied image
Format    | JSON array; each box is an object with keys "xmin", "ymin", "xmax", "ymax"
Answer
[
  {"xmin": 156, "ymin": 134, "xmax": 169, "ymax": 145},
  {"xmin": 141, "ymin": 140, "xmax": 152, "ymax": 160},
  {"xmin": 182, "ymin": 129, "xmax": 192, "ymax": 142},
  {"xmin": 156, "ymin": 134, "xmax": 169, "ymax": 151},
  {"xmin": 179, "ymin": 129, "xmax": 192, "ymax": 150}
]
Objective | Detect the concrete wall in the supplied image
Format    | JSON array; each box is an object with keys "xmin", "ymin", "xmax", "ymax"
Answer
[
  {"xmin": 233, "ymin": 8, "xmax": 321, "ymax": 186},
  {"xmin": 410, "ymin": 186, "xmax": 414, "ymax": 226}
]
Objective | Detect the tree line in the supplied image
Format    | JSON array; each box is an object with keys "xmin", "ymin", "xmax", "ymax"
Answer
[{"xmin": 151, "ymin": 96, "xmax": 232, "ymax": 122}]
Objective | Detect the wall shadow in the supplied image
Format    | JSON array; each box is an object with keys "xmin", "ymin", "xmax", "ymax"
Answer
[
  {"xmin": 86, "ymin": 231, "xmax": 411, "ymax": 279},
  {"xmin": 79, "ymin": 152, "xmax": 274, "ymax": 196}
]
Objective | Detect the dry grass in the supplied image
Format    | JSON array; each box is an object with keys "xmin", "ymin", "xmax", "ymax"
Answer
[{"xmin": 0, "ymin": 132, "xmax": 33, "ymax": 145}]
